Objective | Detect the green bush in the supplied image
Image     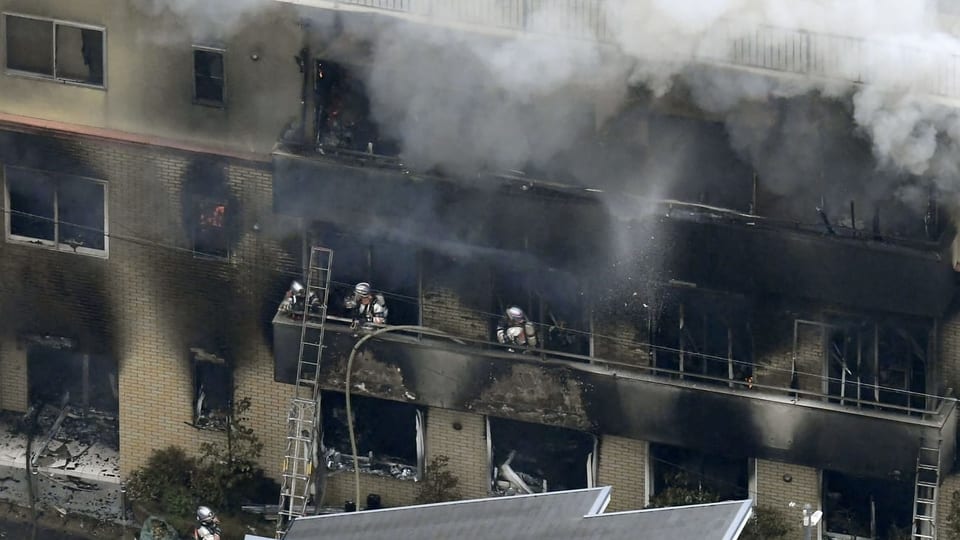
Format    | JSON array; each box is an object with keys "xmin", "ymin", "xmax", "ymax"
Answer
[
  {"xmin": 126, "ymin": 397, "xmax": 275, "ymax": 536},
  {"xmin": 739, "ymin": 505, "xmax": 790, "ymax": 540},
  {"xmin": 415, "ymin": 455, "xmax": 462, "ymax": 504}
]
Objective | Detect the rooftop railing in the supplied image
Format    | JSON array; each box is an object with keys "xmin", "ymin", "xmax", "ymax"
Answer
[{"xmin": 281, "ymin": 0, "xmax": 960, "ymax": 102}]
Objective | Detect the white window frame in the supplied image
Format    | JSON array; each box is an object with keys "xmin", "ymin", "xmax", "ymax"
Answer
[
  {"xmin": 192, "ymin": 45, "xmax": 225, "ymax": 108},
  {"xmin": 3, "ymin": 12, "xmax": 107, "ymax": 89},
  {"xmin": 3, "ymin": 165, "xmax": 110, "ymax": 258}
]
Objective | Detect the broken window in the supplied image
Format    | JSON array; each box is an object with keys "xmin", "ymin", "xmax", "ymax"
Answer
[
  {"xmin": 313, "ymin": 59, "xmax": 397, "ymax": 155},
  {"xmin": 27, "ymin": 345, "xmax": 118, "ymax": 414},
  {"xmin": 4, "ymin": 166, "xmax": 107, "ymax": 255},
  {"xmin": 5, "ymin": 14, "xmax": 104, "ymax": 86},
  {"xmin": 649, "ymin": 288, "xmax": 753, "ymax": 386},
  {"xmin": 648, "ymin": 443, "xmax": 748, "ymax": 507},
  {"xmin": 192, "ymin": 199, "xmax": 229, "ymax": 258},
  {"xmin": 313, "ymin": 224, "xmax": 421, "ymax": 326},
  {"xmin": 492, "ymin": 265, "xmax": 591, "ymax": 357},
  {"xmin": 193, "ymin": 47, "xmax": 224, "ymax": 106},
  {"xmin": 818, "ymin": 316, "xmax": 929, "ymax": 413},
  {"xmin": 321, "ymin": 392, "xmax": 424, "ymax": 480},
  {"xmin": 823, "ymin": 470, "xmax": 912, "ymax": 539},
  {"xmin": 192, "ymin": 348, "xmax": 232, "ymax": 430},
  {"xmin": 487, "ymin": 417, "xmax": 597, "ymax": 496}
]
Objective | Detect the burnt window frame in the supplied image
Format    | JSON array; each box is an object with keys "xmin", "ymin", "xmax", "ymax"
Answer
[
  {"xmin": 646, "ymin": 442, "xmax": 750, "ymax": 507},
  {"xmin": 3, "ymin": 165, "xmax": 109, "ymax": 258},
  {"xmin": 192, "ymin": 45, "xmax": 225, "ymax": 108},
  {"xmin": 320, "ymin": 391, "xmax": 426, "ymax": 481},
  {"xmin": 485, "ymin": 416, "xmax": 598, "ymax": 496},
  {"xmin": 191, "ymin": 196, "xmax": 231, "ymax": 259},
  {"xmin": 3, "ymin": 13, "xmax": 106, "ymax": 89},
  {"xmin": 191, "ymin": 348, "xmax": 233, "ymax": 431}
]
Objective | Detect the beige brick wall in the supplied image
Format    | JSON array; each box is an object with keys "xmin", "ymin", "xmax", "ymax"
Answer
[
  {"xmin": 323, "ymin": 470, "xmax": 418, "ymax": 510},
  {"xmin": 321, "ymin": 406, "xmax": 490, "ymax": 509},
  {"xmin": 0, "ymin": 337, "xmax": 27, "ymax": 412},
  {"xmin": 597, "ymin": 435, "xmax": 647, "ymax": 511},
  {"xmin": 755, "ymin": 458, "xmax": 820, "ymax": 538},
  {"xmin": 421, "ymin": 253, "xmax": 491, "ymax": 342},
  {"xmin": 0, "ymin": 128, "xmax": 298, "ymax": 483},
  {"xmin": 938, "ymin": 303, "xmax": 960, "ymax": 393},
  {"xmin": 426, "ymin": 408, "xmax": 490, "ymax": 500},
  {"xmin": 593, "ymin": 317, "xmax": 650, "ymax": 367},
  {"xmin": 938, "ymin": 470, "xmax": 960, "ymax": 532}
]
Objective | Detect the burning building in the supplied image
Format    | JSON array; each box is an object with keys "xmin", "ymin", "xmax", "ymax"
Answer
[{"xmin": 1, "ymin": 0, "xmax": 960, "ymax": 539}]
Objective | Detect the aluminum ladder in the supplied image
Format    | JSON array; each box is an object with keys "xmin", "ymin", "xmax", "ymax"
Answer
[
  {"xmin": 912, "ymin": 441, "xmax": 941, "ymax": 540},
  {"xmin": 276, "ymin": 247, "xmax": 333, "ymax": 539}
]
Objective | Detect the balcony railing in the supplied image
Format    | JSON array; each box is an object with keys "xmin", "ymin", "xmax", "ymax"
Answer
[{"xmin": 280, "ymin": 0, "xmax": 960, "ymax": 101}]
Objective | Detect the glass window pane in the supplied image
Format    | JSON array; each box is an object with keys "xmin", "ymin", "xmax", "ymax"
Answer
[
  {"xmin": 6, "ymin": 168, "xmax": 55, "ymax": 241},
  {"xmin": 58, "ymin": 177, "xmax": 105, "ymax": 250},
  {"xmin": 55, "ymin": 25, "xmax": 104, "ymax": 85},
  {"xmin": 194, "ymin": 49, "xmax": 224, "ymax": 103},
  {"xmin": 6, "ymin": 16, "xmax": 54, "ymax": 76}
]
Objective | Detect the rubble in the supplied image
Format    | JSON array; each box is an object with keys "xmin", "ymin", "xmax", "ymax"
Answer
[{"xmin": 324, "ymin": 448, "xmax": 417, "ymax": 481}]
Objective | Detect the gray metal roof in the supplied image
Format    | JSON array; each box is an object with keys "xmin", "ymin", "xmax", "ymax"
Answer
[{"xmin": 282, "ymin": 487, "xmax": 753, "ymax": 540}]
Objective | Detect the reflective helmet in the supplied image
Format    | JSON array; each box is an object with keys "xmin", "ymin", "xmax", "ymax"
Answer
[
  {"xmin": 355, "ymin": 282, "xmax": 372, "ymax": 297},
  {"xmin": 506, "ymin": 306, "xmax": 525, "ymax": 322},
  {"xmin": 197, "ymin": 506, "xmax": 215, "ymax": 524},
  {"xmin": 290, "ymin": 281, "xmax": 305, "ymax": 294}
]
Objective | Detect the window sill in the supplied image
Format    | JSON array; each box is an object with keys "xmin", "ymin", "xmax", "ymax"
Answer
[
  {"xmin": 192, "ymin": 99, "xmax": 225, "ymax": 109},
  {"xmin": 6, "ymin": 235, "xmax": 108, "ymax": 259},
  {"xmin": 5, "ymin": 69, "xmax": 106, "ymax": 90}
]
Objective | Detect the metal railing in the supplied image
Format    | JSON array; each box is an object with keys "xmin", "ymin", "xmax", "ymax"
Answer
[
  {"xmin": 275, "ymin": 285, "xmax": 955, "ymax": 420},
  {"xmin": 283, "ymin": 0, "xmax": 960, "ymax": 102}
]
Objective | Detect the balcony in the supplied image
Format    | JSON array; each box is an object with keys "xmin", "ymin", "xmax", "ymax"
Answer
[
  {"xmin": 273, "ymin": 310, "xmax": 958, "ymax": 481},
  {"xmin": 278, "ymin": 0, "xmax": 960, "ymax": 103}
]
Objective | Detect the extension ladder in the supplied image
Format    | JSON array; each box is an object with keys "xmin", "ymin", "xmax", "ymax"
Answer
[
  {"xmin": 276, "ymin": 247, "xmax": 333, "ymax": 538},
  {"xmin": 912, "ymin": 440, "xmax": 941, "ymax": 540}
]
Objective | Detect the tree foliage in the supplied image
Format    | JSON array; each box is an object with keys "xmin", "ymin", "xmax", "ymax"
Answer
[{"xmin": 414, "ymin": 455, "xmax": 462, "ymax": 504}]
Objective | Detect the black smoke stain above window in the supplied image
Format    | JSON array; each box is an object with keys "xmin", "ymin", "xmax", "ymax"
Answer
[{"xmin": 181, "ymin": 158, "xmax": 238, "ymax": 258}]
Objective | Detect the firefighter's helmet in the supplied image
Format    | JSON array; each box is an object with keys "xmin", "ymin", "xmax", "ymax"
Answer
[
  {"xmin": 197, "ymin": 506, "xmax": 215, "ymax": 524},
  {"xmin": 506, "ymin": 306, "xmax": 525, "ymax": 323},
  {"xmin": 355, "ymin": 282, "xmax": 372, "ymax": 297}
]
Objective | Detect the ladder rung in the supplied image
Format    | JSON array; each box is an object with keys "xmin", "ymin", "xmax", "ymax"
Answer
[
  {"xmin": 918, "ymin": 481, "xmax": 938, "ymax": 488},
  {"xmin": 915, "ymin": 515, "xmax": 936, "ymax": 521},
  {"xmin": 917, "ymin": 498, "xmax": 936, "ymax": 504},
  {"xmin": 918, "ymin": 465, "xmax": 939, "ymax": 471},
  {"xmin": 914, "ymin": 534, "xmax": 934, "ymax": 539}
]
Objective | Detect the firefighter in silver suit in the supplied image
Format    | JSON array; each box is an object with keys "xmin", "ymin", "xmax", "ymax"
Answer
[
  {"xmin": 344, "ymin": 282, "xmax": 388, "ymax": 328},
  {"xmin": 497, "ymin": 306, "xmax": 538, "ymax": 351}
]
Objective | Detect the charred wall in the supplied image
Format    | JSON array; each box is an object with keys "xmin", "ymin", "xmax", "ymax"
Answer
[{"xmin": 0, "ymin": 126, "xmax": 300, "ymax": 478}]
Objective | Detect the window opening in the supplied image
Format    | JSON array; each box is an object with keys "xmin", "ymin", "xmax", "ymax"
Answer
[
  {"xmin": 193, "ymin": 199, "xmax": 229, "ymax": 258},
  {"xmin": 321, "ymin": 392, "xmax": 423, "ymax": 480},
  {"xmin": 5, "ymin": 14, "xmax": 104, "ymax": 86},
  {"xmin": 487, "ymin": 417, "xmax": 596, "ymax": 496},
  {"xmin": 5, "ymin": 166, "xmax": 107, "ymax": 255},
  {"xmin": 27, "ymin": 345, "xmax": 118, "ymax": 415},
  {"xmin": 313, "ymin": 224, "xmax": 421, "ymax": 326},
  {"xmin": 817, "ymin": 316, "xmax": 929, "ymax": 413},
  {"xmin": 313, "ymin": 59, "xmax": 397, "ymax": 155},
  {"xmin": 648, "ymin": 443, "xmax": 748, "ymax": 507},
  {"xmin": 192, "ymin": 348, "xmax": 232, "ymax": 430},
  {"xmin": 492, "ymin": 266, "xmax": 590, "ymax": 357},
  {"xmin": 193, "ymin": 47, "xmax": 224, "ymax": 106},
  {"xmin": 822, "ymin": 470, "xmax": 912, "ymax": 539},
  {"xmin": 650, "ymin": 288, "xmax": 753, "ymax": 386}
]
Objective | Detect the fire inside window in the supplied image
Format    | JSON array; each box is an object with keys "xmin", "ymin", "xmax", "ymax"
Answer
[{"xmin": 194, "ymin": 201, "xmax": 228, "ymax": 258}]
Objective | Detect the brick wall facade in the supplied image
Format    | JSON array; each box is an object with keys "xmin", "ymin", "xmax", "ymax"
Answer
[
  {"xmin": 421, "ymin": 253, "xmax": 492, "ymax": 342},
  {"xmin": 597, "ymin": 435, "xmax": 647, "ymax": 511},
  {"xmin": 425, "ymin": 408, "xmax": 490, "ymax": 500},
  {"xmin": 755, "ymin": 459, "xmax": 820, "ymax": 538},
  {"xmin": 0, "ymin": 127, "xmax": 298, "ymax": 481}
]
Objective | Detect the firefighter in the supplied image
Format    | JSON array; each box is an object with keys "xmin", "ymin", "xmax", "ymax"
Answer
[
  {"xmin": 496, "ymin": 306, "xmax": 538, "ymax": 351},
  {"xmin": 194, "ymin": 506, "xmax": 221, "ymax": 540},
  {"xmin": 280, "ymin": 280, "xmax": 322, "ymax": 318},
  {"xmin": 344, "ymin": 282, "xmax": 388, "ymax": 328}
]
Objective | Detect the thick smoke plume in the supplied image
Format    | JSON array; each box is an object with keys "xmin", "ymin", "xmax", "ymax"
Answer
[{"xmin": 140, "ymin": 0, "xmax": 960, "ymax": 226}]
